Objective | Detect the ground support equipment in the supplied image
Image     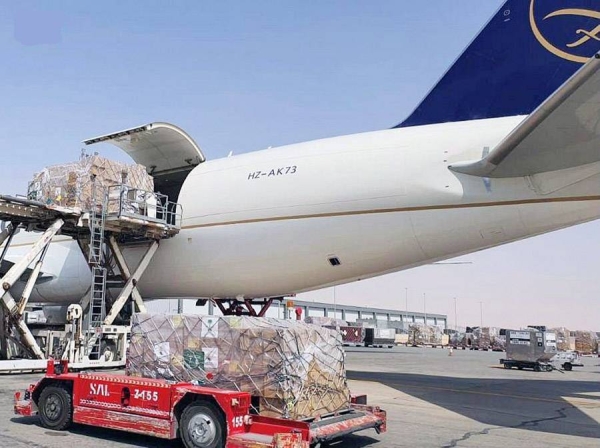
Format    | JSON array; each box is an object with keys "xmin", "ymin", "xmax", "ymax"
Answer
[
  {"xmin": 0, "ymin": 189, "xmax": 180, "ymax": 373},
  {"xmin": 500, "ymin": 359, "xmax": 554, "ymax": 372},
  {"xmin": 14, "ymin": 360, "xmax": 386, "ymax": 448},
  {"xmin": 550, "ymin": 351, "xmax": 584, "ymax": 371},
  {"xmin": 210, "ymin": 296, "xmax": 291, "ymax": 317}
]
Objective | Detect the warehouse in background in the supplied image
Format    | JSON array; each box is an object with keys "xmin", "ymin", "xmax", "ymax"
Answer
[{"xmin": 146, "ymin": 298, "xmax": 447, "ymax": 329}]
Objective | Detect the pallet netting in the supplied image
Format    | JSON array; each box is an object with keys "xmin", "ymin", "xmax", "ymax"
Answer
[
  {"xmin": 28, "ymin": 154, "xmax": 153, "ymax": 211},
  {"xmin": 127, "ymin": 313, "xmax": 350, "ymax": 419}
]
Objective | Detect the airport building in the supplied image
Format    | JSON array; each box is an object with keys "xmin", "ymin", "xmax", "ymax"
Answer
[{"xmin": 147, "ymin": 298, "xmax": 448, "ymax": 329}]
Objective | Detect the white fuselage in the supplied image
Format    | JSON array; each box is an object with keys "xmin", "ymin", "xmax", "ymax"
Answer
[{"xmin": 6, "ymin": 117, "xmax": 600, "ymax": 303}]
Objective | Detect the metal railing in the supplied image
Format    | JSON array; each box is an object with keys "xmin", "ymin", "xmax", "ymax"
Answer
[{"xmin": 105, "ymin": 185, "xmax": 182, "ymax": 228}]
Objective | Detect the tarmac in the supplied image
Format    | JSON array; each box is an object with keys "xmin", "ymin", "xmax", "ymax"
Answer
[{"xmin": 1, "ymin": 346, "xmax": 600, "ymax": 447}]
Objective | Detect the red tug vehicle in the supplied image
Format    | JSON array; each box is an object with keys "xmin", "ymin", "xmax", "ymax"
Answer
[{"xmin": 14, "ymin": 360, "xmax": 386, "ymax": 448}]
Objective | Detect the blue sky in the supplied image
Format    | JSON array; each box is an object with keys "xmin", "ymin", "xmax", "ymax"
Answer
[{"xmin": 2, "ymin": 2, "xmax": 599, "ymax": 329}]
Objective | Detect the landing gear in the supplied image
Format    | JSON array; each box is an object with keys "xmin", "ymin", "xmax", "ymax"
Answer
[{"xmin": 212, "ymin": 297, "xmax": 286, "ymax": 317}]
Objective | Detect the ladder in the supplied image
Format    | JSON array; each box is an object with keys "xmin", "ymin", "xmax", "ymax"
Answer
[
  {"xmin": 87, "ymin": 183, "xmax": 108, "ymax": 358},
  {"xmin": 88, "ymin": 186, "xmax": 106, "ymax": 266}
]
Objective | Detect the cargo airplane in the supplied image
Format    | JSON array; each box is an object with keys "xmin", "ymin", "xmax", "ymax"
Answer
[{"xmin": 2, "ymin": 0, "xmax": 600, "ymax": 308}]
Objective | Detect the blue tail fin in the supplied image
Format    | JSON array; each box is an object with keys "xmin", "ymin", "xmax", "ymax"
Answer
[{"xmin": 396, "ymin": 0, "xmax": 600, "ymax": 128}]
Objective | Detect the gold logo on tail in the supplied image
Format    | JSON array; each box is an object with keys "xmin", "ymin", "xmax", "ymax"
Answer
[{"xmin": 530, "ymin": 0, "xmax": 600, "ymax": 63}]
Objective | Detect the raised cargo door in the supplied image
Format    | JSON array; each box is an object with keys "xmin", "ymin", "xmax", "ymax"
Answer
[{"xmin": 83, "ymin": 122, "xmax": 205, "ymax": 201}]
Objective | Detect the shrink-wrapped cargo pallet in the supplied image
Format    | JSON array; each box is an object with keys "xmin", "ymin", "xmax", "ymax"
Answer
[
  {"xmin": 472, "ymin": 327, "xmax": 491, "ymax": 350},
  {"xmin": 492, "ymin": 334, "xmax": 506, "ymax": 351},
  {"xmin": 127, "ymin": 313, "xmax": 350, "ymax": 420},
  {"xmin": 574, "ymin": 331, "xmax": 598, "ymax": 354},
  {"xmin": 551, "ymin": 327, "xmax": 573, "ymax": 352},
  {"xmin": 408, "ymin": 323, "xmax": 443, "ymax": 346},
  {"xmin": 27, "ymin": 154, "xmax": 153, "ymax": 212},
  {"xmin": 472, "ymin": 327, "xmax": 503, "ymax": 350},
  {"xmin": 449, "ymin": 332, "xmax": 464, "ymax": 347}
]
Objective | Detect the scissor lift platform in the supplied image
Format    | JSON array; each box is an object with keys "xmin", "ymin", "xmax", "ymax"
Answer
[
  {"xmin": 0, "ymin": 194, "xmax": 180, "ymax": 240},
  {"xmin": 0, "ymin": 190, "xmax": 181, "ymax": 372}
]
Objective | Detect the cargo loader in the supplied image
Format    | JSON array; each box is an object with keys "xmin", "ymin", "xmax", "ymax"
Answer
[
  {"xmin": 0, "ymin": 170, "xmax": 181, "ymax": 373},
  {"xmin": 14, "ymin": 359, "xmax": 386, "ymax": 448}
]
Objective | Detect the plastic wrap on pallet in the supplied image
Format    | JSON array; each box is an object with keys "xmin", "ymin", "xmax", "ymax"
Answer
[
  {"xmin": 551, "ymin": 327, "xmax": 573, "ymax": 352},
  {"xmin": 573, "ymin": 330, "xmax": 598, "ymax": 354},
  {"xmin": 27, "ymin": 154, "xmax": 153, "ymax": 211},
  {"xmin": 127, "ymin": 313, "xmax": 350, "ymax": 420},
  {"xmin": 472, "ymin": 327, "xmax": 489, "ymax": 350},
  {"xmin": 471, "ymin": 327, "xmax": 503, "ymax": 350},
  {"xmin": 492, "ymin": 334, "xmax": 506, "ymax": 351},
  {"xmin": 449, "ymin": 332, "xmax": 464, "ymax": 347},
  {"xmin": 408, "ymin": 323, "xmax": 443, "ymax": 346}
]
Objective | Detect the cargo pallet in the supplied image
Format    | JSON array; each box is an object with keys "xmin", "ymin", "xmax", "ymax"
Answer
[{"xmin": 14, "ymin": 360, "xmax": 386, "ymax": 448}]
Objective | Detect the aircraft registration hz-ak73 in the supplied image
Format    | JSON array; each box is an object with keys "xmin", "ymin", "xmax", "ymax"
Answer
[{"xmin": 3, "ymin": 0, "xmax": 600, "ymax": 307}]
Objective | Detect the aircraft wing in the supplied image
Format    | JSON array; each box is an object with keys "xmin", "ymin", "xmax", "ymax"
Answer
[{"xmin": 449, "ymin": 53, "xmax": 600, "ymax": 178}]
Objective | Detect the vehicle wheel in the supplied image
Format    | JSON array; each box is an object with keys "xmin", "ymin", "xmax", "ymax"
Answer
[
  {"xmin": 545, "ymin": 365, "xmax": 553, "ymax": 372},
  {"xmin": 38, "ymin": 385, "xmax": 73, "ymax": 430},
  {"xmin": 503, "ymin": 363, "xmax": 511, "ymax": 369},
  {"xmin": 517, "ymin": 366, "xmax": 523, "ymax": 370},
  {"xmin": 563, "ymin": 363, "xmax": 573, "ymax": 371},
  {"xmin": 534, "ymin": 365, "xmax": 541, "ymax": 372},
  {"xmin": 180, "ymin": 401, "xmax": 224, "ymax": 448}
]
